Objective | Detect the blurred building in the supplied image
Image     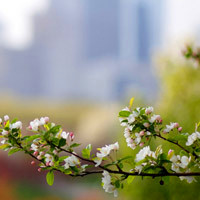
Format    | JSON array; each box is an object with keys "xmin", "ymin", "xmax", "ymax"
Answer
[{"xmin": 0, "ymin": 0, "xmax": 163, "ymax": 101}]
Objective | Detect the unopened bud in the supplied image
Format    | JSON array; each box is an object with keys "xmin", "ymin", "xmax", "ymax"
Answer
[
  {"xmin": 143, "ymin": 123, "xmax": 150, "ymax": 128},
  {"xmin": 33, "ymin": 151, "xmax": 39, "ymax": 156},
  {"xmin": 139, "ymin": 131, "xmax": 145, "ymax": 136},
  {"xmin": 174, "ymin": 123, "xmax": 179, "ymax": 128},
  {"xmin": 31, "ymin": 161, "xmax": 35, "ymax": 165},
  {"xmin": 38, "ymin": 168, "xmax": 42, "ymax": 172},
  {"xmin": 178, "ymin": 127, "xmax": 182, "ymax": 132},
  {"xmin": 37, "ymin": 155, "xmax": 42, "ymax": 160},
  {"xmin": 139, "ymin": 142, "xmax": 144, "ymax": 147}
]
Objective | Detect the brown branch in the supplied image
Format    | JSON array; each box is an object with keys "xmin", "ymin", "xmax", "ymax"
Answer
[{"xmin": 156, "ymin": 134, "xmax": 198, "ymax": 158}]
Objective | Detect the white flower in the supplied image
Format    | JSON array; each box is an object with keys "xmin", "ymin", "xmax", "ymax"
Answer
[
  {"xmin": 4, "ymin": 115, "xmax": 9, "ymax": 121},
  {"xmin": 31, "ymin": 143, "xmax": 39, "ymax": 152},
  {"xmin": 149, "ymin": 115, "xmax": 161, "ymax": 123},
  {"xmin": 2, "ymin": 130, "xmax": 9, "ymax": 136},
  {"xmin": 128, "ymin": 114, "xmax": 135, "ymax": 123},
  {"xmin": 164, "ymin": 122, "xmax": 178, "ymax": 133},
  {"xmin": 0, "ymin": 118, "xmax": 2, "ymax": 123},
  {"xmin": 94, "ymin": 142, "xmax": 119, "ymax": 166},
  {"xmin": 124, "ymin": 128, "xmax": 130, "ymax": 138},
  {"xmin": 40, "ymin": 117, "xmax": 49, "ymax": 125},
  {"xmin": 180, "ymin": 156, "xmax": 190, "ymax": 168},
  {"xmin": 11, "ymin": 121, "xmax": 22, "ymax": 129},
  {"xmin": 186, "ymin": 132, "xmax": 200, "ymax": 146},
  {"xmin": 102, "ymin": 171, "xmax": 118, "ymax": 197},
  {"xmin": 135, "ymin": 146, "xmax": 151, "ymax": 162},
  {"xmin": 45, "ymin": 153, "xmax": 54, "ymax": 163},
  {"xmin": 145, "ymin": 107, "xmax": 154, "ymax": 114},
  {"xmin": 109, "ymin": 142, "xmax": 119, "ymax": 151},
  {"xmin": 64, "ymin": 155, "xmax": 80, "ymax": 169},
  {"xmin": 30, "ymin": 119, "xmax": 41, "ymax": 131}
]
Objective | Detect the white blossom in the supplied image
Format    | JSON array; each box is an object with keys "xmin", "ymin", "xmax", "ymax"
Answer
[
  {"xmin": 64, "ymin": 155, "xmax": 80, "ymax": 169},
  {"xmin": 135, "ymin": 146, "xmax": 154, "ymax": 162},
  {"xmin": 102, "ymin": 171, "xmax": 118, "ymax": 197},
  {"xmin": 11, "ymin": 121, "xmax": 22, "ymax": 129},
  {"xmin": 145, "ymin": 107, "xmax": 154, "ymax": 114},
  {"xmin": 149, "ymin": 115, "xmax": 161, "ymax": 123},
  {"xmin": 30, "ymin": 119, "xmax": 41, "ymax": 131},
  {"xmin": 163, "ymin": 122, "xmax": 179, "ymax": 133},
  {"xmin": 94, "ymin": 142, "xmax": 119, "ymax": 166},
  {"xmin": 4, "ymin": 115, "xmax": 9, "ymax": 121},
  {"xmin": 186, "ymin": 132, "xmax": 200, "ymax": 146},
  {"xmin": 31, "ymin": 143, "xmax": 39, "ymax": 152},
  {"xmin": 2, "ymin": 130, "xmax": 9, "ymax": 136}
]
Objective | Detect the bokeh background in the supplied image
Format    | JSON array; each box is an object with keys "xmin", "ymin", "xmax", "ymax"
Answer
[{"xmin": 1, "ymin": 0, "xmax": 200, "ymax": 199}]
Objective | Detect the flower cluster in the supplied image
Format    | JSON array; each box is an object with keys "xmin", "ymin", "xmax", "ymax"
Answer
[{"xmin": 119, "ymin": 106, "xmax": 162, "ymax": 149}]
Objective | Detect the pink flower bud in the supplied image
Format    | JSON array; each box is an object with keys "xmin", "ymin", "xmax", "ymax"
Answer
[
  {"xmin": 168, "ymin": 149, "xmax": 173, "ymax": 155},
  {"xmin": 174, "ymin": 123, "xmax": 179, "ymax": 128},
  {"xmin": 28, "ymin": 125, "xmax": 32, "ymax": 130},
  {"xmin": 33, "ymin": 151, "xmax": 39, "ymax": 156},
  {"xmin": 69, "ymin": 132, "xmax": 74, "ymax": 140},
  {"xmin": 31, "ymin": 161, "xmax": 35, "ymax": 165},
  {"xmin": 38, "ymin": 168, "xmax": 42, "ymax": 172},
  {"xmin": 159, "ymin": 119, "xmax": 163, "ymax": 124},
  {"xmin": 139, "ymin": 142, "xmax": 144, "ymax": 147},
  {"xmin": 46, "ymin": 161, "xmax": 50, "ymax": 166},
  {"xmin": 178, "ymin": 127, "xmax": 182, "ymax": 132},
  {"xmin": 143, "ymin": 123, "xmax": 150, "ymax": 128},
  {"xmin": 3, "ymin": 122, "xmax": 6, "ymax": 126},
  {"xmin": 139, "ymin": 131, "xmax": 145, "ymax": 136},
  {"xmin": 37, "ymin": 155, "xmax": 42, "ymax": 160}
]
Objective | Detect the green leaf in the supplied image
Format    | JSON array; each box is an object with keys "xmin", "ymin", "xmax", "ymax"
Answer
[
  {"xmin": 49, "ymin": 125, "xmax": 61, "ymax": 134},
  {"xmin": 0, "ymin": 144, "xmax": 10, "ymax": 150},
  {"xmin": 82, "ymin": 148, "xmax": 90, "ymax": 159},
  {"xmin": 59, "ymin": 156, "xmax": 68, "ymax": 162},
  {"xmin": 126, "ymin": 176, "xmax": 135, "ymax": 185},
  {"xmin": 114, "ymin": 180, "xmax": 120, "ymax": 188},
  {"xmin": 8, "ymin": 148, "xmax": 22, "ymax": 156},
  {"xmin": 24, "ymin": 134, "xmax": 40, "ymax": 142},
  {"xmin": 86, "ymin": 144, "xmax": 92, "ymax": 151},
  {"xmin": 11, "ymin": 118, "xmax": 18, "ymax": 124},
  {"xmin": 70, "ymin": 143, "xmax": 81, "ymax": 148},
  {"xmin": 46, "ymin": 171, "xmax": 54, "ymax": 186},
  {"xmin": 118, "ymin": 156, "xmax": 133, "ymax": 163},
  {"xmin": 58, "ymin": 138, "xmax": 66, "ymax": 147},
  {"xmin": 4, "ymin": 120, "xmax": 10, "ymax": 129},
  {"xmin": 119, "ymin": 111, "xmax": 131, "ymax": 117},
  {"xmin": 82, "ymin": 144, "xmax": 92, "ymax": 159}
]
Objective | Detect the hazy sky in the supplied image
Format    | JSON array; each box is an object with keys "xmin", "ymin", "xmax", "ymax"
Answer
[{"xmin": 0, "ymin": 0, "xmax": 49, "ymax": 49}]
